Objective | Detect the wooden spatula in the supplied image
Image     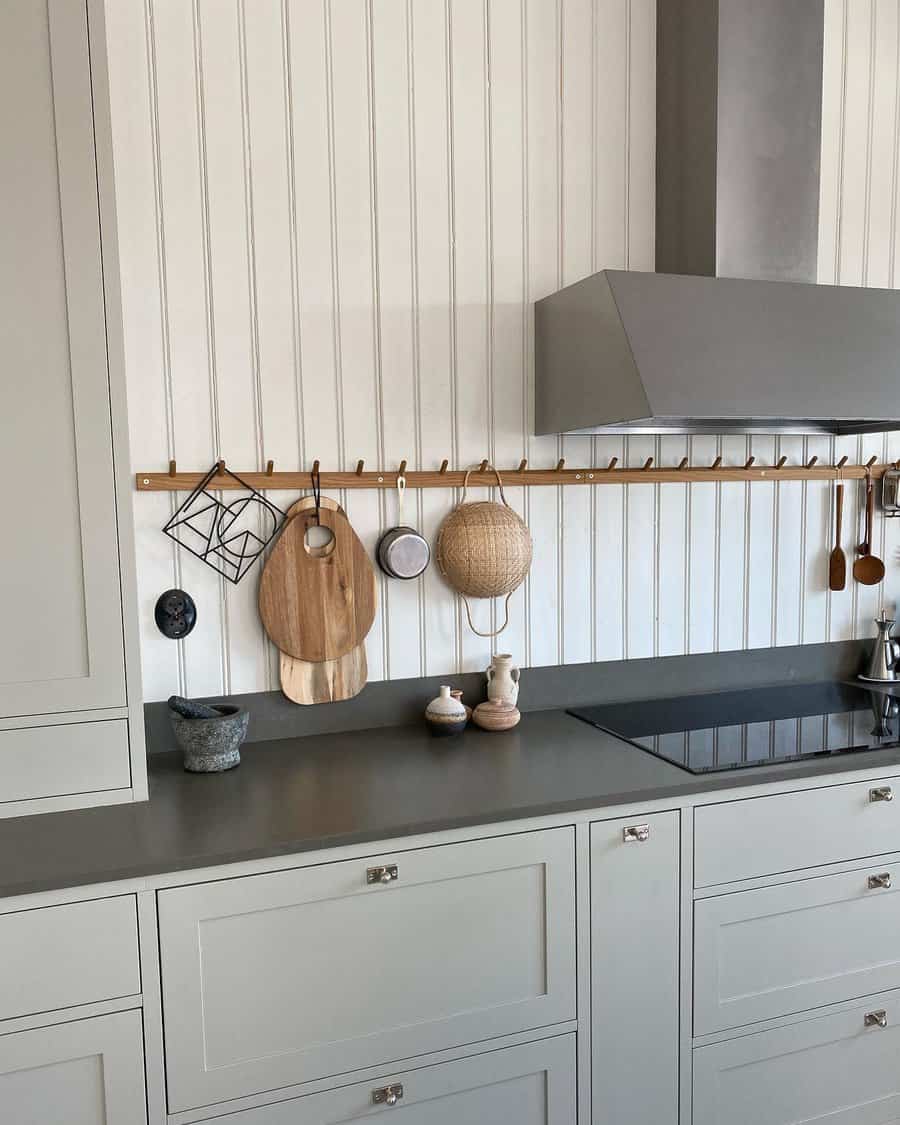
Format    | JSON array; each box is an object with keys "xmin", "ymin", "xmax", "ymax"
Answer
[
  {"xmin": 853, "ymin": 470, "xmax": 886, "ymax": 586},
  {"xmin": 275, "ymin": 497, "xmax": 368, "ymax": 705},
  {"xmin": 828, "ymin": 483, "xmax": 846, "ymax": 591}
]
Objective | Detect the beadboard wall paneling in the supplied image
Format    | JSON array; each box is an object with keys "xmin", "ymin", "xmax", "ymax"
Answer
[{"xmin": 106, "ymin": 0, "xmax": 899, "ymax": 703}]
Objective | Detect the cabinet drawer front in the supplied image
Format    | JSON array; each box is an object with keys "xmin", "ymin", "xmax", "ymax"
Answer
[
  {"xmin": 695, "ymin": 861, "xmax": 900, "ymax": 1034},
  {"xmin": 693, "ymin": 994, "xmax": 900, "ymax": 1124},
  {"xmin": 0, "ymin": 1010, "xmax": 146, "ymax": 1125},
  {"xmin": 158, "ymin": 828, "xmax": 576, "ymax": 1114},
  {"xmin": 695, "ymin": 777, "xmax": 900, "ymax": 887},
  {"xmin": 194, "ymin": 1035, "xmax": 576, "ymax": 1125},
  {"xmin": 0, "ymin": 720, "xmax": 130, "ymax": 807},
  {"xmin": 0, "ymin": 896, "xmax": 140, "ymax": 1022}
]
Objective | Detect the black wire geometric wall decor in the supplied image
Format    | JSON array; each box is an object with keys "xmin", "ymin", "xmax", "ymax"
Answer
[{"xmin": 162, "ymin": 463, "xmax": 285, "ymax": 585}]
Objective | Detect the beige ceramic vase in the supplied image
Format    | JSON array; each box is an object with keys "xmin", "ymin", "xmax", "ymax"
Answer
[
  {"xmin": 472, "ymin": 699, "xmax": 521, "ymax": 732},
  {"xmin": 486, "ymin": 653, "xmax": 520, "ymax": 705}
]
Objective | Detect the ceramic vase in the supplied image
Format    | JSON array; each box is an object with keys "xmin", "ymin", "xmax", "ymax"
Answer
[
  {"xmin": 450, "ymin": 688, "xmax": 473, "ymax": 721},
  {"xmin": 425, "ymin": 685, "xmax": 468, "ymax": 737},
  {"xmin": 472, "ymin": 699, "xmax": 521, "ymax": 732},
  {"xmin": 486, "ymin": 653, "xmax": 520, "ymax": 705}
]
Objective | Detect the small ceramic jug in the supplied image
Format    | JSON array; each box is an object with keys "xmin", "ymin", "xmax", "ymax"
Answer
[
  {"xmin": 486, "ymin": 653, "xmax": 520, "ymax": 705},
  {"xmin": 425, "ymin": 685, "xmax": 468, "ymax": 737}
]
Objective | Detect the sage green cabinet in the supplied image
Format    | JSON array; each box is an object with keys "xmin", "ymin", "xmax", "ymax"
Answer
[
  {"xmin": 693, "ymin": 993, "xmax": 900, "ymax": 1124},
  {"xmin": 194, "ymin": 1035, "xmax": 576, "ymax": 1125},
  {"xmin": 158, "ymin": 829, "xmax": 576, "ymax": 1114},
  {"xmin": 591, "ymin": 812, "xmax": 679, "ymax": 1125},
  {"xmin": 0, "ymin": 0, "xmax": 144, "ymax": 812},
  {"xmin": 0, "ymin": 1010, "xmax": 146, "ymax": 1125}
]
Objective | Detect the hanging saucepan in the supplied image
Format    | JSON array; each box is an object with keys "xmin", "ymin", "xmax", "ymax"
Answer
[{"xmin": 376, "ymin": 474, "xmax": 430, "ymax": 580}]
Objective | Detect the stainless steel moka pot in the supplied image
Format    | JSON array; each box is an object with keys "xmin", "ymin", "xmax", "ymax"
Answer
[{"xmin": 863, "ymin": 610, "xmax": 900, "ymax": 682}]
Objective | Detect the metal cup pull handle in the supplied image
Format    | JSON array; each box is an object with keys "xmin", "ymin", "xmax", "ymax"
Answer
[
  {"xmin": 868, "ymin": 872, "xmax": 892, "ymax": 890},
  {"xmin": 870, "ymin": 786, "xmax": 894, "ymax": 803},
  {"xmin": 623, "ymin": 824, "xmax": 650, "ymax": 843},
  {"xmin": 373, "ymin": 1083, "xmax": 404, "ymax": 1106},
  {"xmin": 865, "ymin": 1010, "xmax": 888, "ymax": 1029},
  {"xmin": 367, "ymin": 864, "xmax": 398, "ymax": 885}
]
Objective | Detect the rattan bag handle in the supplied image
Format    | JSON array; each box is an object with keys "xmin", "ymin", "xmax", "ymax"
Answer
[
  {"xmin": 460, "ymin": 463, "xmax": 510, "ymax": 507},
  {"xmin": 461, "ymin": 592, "xmax": 513, "ymax": 638}
]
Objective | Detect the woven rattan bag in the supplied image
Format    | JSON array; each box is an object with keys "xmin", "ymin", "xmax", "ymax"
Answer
[{"xmin": 436, "ymin": 465, "xmax": 533, "ymax": 637}]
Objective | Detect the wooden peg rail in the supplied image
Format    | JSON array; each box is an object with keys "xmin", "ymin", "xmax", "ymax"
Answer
[{"xmin": 136, "ymin": 459, "xmax": 900, "ymax": 491}]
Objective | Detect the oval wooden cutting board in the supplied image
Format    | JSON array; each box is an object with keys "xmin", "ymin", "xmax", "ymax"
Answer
[
  {"xmin": 276, "ymin": 497, "xmax": 367, "ymax": 705},
  {"xmin": 259, "ymin": 502, "xmax": 376, "ymax": 663}
]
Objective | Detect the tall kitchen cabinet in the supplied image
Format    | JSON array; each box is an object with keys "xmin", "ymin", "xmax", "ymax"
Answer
[{"xmin": 0, "ymin": 0, "xmax": 145, "ymax": 815}]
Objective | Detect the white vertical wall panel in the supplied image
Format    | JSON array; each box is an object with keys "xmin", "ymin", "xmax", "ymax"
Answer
[{"xmin": 107, "ymin": 0, "xmax": 899, "ymax": 700}]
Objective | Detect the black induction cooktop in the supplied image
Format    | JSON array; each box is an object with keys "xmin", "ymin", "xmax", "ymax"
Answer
[{"xmin": 569, "ymin": 681, "xmax": 900, "ymax": 774}]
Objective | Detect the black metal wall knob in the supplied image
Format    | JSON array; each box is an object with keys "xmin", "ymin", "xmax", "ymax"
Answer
[{"xmin": 154, "ymin": 589, "xmax": 197, "ymax": 640}]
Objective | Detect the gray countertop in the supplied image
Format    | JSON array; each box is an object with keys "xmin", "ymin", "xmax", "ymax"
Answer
[{"xmin": 2, "ymin": 708, "xmax": 900, "ymax": 899}]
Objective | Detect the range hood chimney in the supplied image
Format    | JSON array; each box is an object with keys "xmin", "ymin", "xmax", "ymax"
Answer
[{"xmin": 534, "ymin": 0, "xmax": 900, "ymax": 436}]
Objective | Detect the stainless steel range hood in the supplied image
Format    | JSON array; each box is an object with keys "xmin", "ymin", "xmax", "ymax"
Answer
[{"xmin": 534, "ymin": 0, "xmax": 900, "ymax": 437}]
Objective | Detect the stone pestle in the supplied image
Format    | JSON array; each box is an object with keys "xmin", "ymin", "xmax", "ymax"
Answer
[{"xmin": 167, "ymin": 695, "xmax": 221, "ymax": 720}]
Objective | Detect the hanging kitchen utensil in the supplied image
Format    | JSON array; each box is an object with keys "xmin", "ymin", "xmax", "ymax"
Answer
[
  {"xmin": 435, "ymin": 463, "xmax": 532, "ymax": 637},
  {"xmin": 276, "ymin": 496, "xmax": 368, "ymax": 705},
  {"xmin": 376, "ymin": 473, "xmax": 430, "ymax": 580},
  {"xmin": 258, "ymin": 489, "xmax": 376, "ymax": 662},
  {"xmin": 853, "ymin": 468, "xmax": 885, "ymax": 586},
  {"xmin": 828, "ymin": 479, "xmax": 846, "ymax": 592}
]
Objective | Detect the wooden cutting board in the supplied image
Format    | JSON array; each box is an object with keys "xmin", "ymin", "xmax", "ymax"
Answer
[
  {"xmin": 276, "ymin": 497, "xmax": 368, "ymax": 705},
  {"xmin": 259, "ymin": 497, "xmax": 376, "ymax": 663}
]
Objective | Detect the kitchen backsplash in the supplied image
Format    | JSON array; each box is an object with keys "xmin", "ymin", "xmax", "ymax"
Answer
[{"xmin": 107, "ymin": 0, "xmax": 899, "ymax": 702}]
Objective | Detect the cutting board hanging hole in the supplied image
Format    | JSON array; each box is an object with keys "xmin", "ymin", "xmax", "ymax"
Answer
[{"xmin": 305, "ymin": 525, "xmax": 335, "ymax": 558}]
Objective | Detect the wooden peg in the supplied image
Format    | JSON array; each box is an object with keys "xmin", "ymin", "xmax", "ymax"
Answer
[
  {"xmin": 518, "ymin": 458, "xmax": 528, "ymax": 472},
  {"xmin": 836, "ymin": 455, "xmax": 849, "ymax": 469},
  {"xmin": 556, "ymin": 458, "xmax": 566, "ymax": 471},
  {"xmin": 479, "ymin": 459, "xmax": 488, "ymax": 473},
  {"xmin": 607, "ymin": 457, "xmax": 618, "ymax": 470},
  {"xmin": 398, "ymin": 459, "xmax": 408, "ymax": 476},
  {"xmin": 678, "ymin": 457, "xmax": 689, "ymax": 471},
  {"xmin": 439, "ymin": 459, "xmax": 449, "ymax": 473},
  {"xmin": 216, "ymin": 459, "xmax": 225, "ymax": 474},
  {"xmin": 805, "ymin": 455, "xmax": 818, "ymax": 469},
  {"xmin": 356, "ymin": 459, "xmax": 365, "ymax": 475},
  {"xmin": 265, "ymin": 459, "xmax": 274, "ymax": 476},
  {"xmin": 169, "ymin": 459, "xmax": 177, "ymax": 477},
  {"xmin": 776, "ymin": 456, "xmax": 788, "ymax": 469},
  {"xmin": 710, "ymin": 455, "xmax": 722, "ymax": 470},
  {"xmin": 894, "ymin": 460, "xmax": 900, "ymax": 471},
  {"xmin": 642, "ymin": 457, "xmax": 654, "ymax": 471},
  {"xmin": 744, "ymin": 456, "xmax": 755, "ymax": 469},
  {"xmin": 866, "ymin": 455, "xmax": 878, "ymax": 469},
  {"xmin": 312, "ymin": 459, "xmax": 320, "ymax": 476}
]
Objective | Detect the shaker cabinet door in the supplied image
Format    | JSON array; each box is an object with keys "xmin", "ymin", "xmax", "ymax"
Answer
[
  {"xmin": 158, "ymin": 829, "xmax": 576, "ymax": 1114},
  {"xmin": 0, "ymin": 0, "xmax": 126, "ymax": 719},
  {"xmin": 0, "ymin": 1010, "xmax": 146, "ymax": 1125},
  {"xmin": 591, "ymin": 812, "xmax": 680, "ymax": 1125}
]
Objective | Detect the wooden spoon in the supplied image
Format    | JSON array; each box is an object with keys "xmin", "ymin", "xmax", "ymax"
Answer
[
  {"xmin": 828, "ymin": 483, "xmax": 846, "ymax": 591},
  {"xmin": 853, "ymin": 471, "xmax": 885, "ymax": 586}
]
